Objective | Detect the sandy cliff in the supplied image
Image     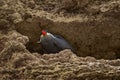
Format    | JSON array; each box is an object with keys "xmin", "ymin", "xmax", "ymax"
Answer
[{"xmin": 1, "ymin": 0, "xmax": 120, "ymax": 79}]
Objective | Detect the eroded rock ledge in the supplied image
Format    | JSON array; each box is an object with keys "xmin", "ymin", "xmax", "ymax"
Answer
[{"xmin": 0, "ymin": 31, "xmax": 120, "ymax": 79}]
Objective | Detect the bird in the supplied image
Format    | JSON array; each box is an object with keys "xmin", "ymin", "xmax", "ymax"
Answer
[{"xmin": 37, "ymin": 30, "xmax": 73, "ymax": 53}]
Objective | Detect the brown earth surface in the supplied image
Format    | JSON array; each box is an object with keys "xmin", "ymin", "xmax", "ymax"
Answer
[{"xmin": 1, "ymin": 0, "xmax": 120, "ymax": 79}]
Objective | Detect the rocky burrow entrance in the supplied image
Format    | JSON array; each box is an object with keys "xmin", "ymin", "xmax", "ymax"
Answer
[{"xmin": 15, "ymin": 17, "xmax": 120, "ymax": 59}]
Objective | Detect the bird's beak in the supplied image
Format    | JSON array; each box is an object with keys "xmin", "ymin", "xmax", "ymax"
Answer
[
  {"xmin": 36, "ymin": 39, "xmax": 41, "ymax": 44},
  {"xmin": 36, "ymin": 41, "xmax": 40, "ymax": 44}
]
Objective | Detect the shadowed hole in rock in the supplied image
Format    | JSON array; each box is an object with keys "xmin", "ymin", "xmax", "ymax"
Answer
[
  {"xmin": 15, "ymin": 17, "xmax": 120, "ymax": 60},
  {"xmin": 15, "ymin": 18, "xmax": 42, "ymax": 53}
]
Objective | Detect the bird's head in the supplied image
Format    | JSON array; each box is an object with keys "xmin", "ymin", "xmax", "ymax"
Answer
[
  {"xmin": 37, "ymin": 30, "xmax": 48, "ymax": 43},
  {"xmin": 41, "ymin": 30, "xmax": 55, "ymax": 38},
  {"xmin": 41, "ymin": 30, "xmax": 47, "ymax": 36}
]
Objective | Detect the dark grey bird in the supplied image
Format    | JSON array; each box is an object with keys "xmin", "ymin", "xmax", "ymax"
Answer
[{"xmin": 37, "ymin": 30, "xmax": 73, "ymax": 53}]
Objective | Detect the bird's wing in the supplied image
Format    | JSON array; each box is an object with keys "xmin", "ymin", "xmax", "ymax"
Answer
[
  {"xmin": 53, "ymin": 42, "xmax": 62, "ymax": 50},
  {"xmin": 53, "ymin": 40, "xmax": 62, "ymax": 50},
  {"xmin": 53, "ymin": 34, "xmax": 64, "ymax": 39},
  {"xmin": 54, "ymin": 37, "xmax": 74, "ymax": 50}
]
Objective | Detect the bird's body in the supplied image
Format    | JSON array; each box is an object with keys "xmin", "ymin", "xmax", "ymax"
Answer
[{"xmin": 39, "ymin": 30, "xmax": 73, "ymax": 53}]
